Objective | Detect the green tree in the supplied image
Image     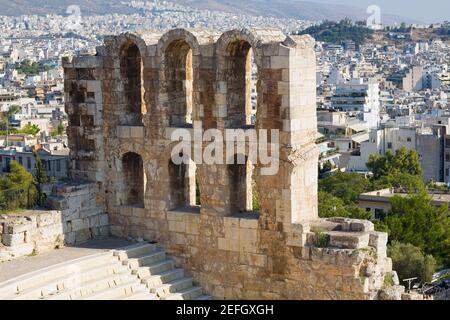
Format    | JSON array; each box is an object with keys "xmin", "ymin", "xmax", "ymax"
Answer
[
  {"xmin": 51, "ymin": 122, "xmax": 66, "ymax": 138},
  {"xmin": 372, "ymin": 172, "xmax": 425, "ymax": 193},
  {"xmin": 0, "ymin": 161, "xmax": 37, "ymax": 211},
  {"xmin": 388, "ymin": 241, "xmax": 437, "ymax": 283},
  {"xmin": 19, "ymin": 123, "xmax": 40, "ymax": 136},
  {"xmin": 319, "ymin": 171, "xmax": 371, "ymax": 205},
  {"xmin": 318, "ymin": 191, "xmax": 371, "ymax": 220},
  {"xmin": 366, "ymin": 147, "xmax": 422, "ymax": 180},
  {"xmin": 0, "ymin": 105, "xmax": 20, "ymax": 133},
  {"xmin": 319, "ymin": 160, "xmax": 333, "ymax": 174},
  {"xmin": 34, "ymin": 152, "xmax": 48, "ymax": 205},
  {"xmin": 16, "ymin": 60, "xmax": 51, "ymax": 75},
  {"xmin": 383, "ymin": 192, "xmax": 450, "ymax": 266},
  {"xmin": 318, "ymin": 191, "xmax": 348, "ymax": 217},
  {"xmin": 56, "ymin": 122, "xmax": 65, "ymax": 136}
]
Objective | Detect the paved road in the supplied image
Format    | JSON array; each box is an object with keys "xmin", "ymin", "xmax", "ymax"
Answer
[{"xmin": 0, "ymin": 238, "xmax": 132, "ymax": 283}]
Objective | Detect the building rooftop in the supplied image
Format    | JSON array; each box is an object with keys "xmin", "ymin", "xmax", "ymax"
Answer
[{"xmin": 359, "ymin": 188, "xmax": 450, "ymax": 206}]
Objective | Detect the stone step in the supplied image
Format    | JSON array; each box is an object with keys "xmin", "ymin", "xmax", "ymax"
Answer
[
  {"xmin": 125, "ymin": 251, "xmax": 166, "ymax": 270},
  {"xmin": 113, "ymin": 242, "xmax": 157, "ymax": 260},
  {"xmin": 0, "ymin": 243, "xmax": 211, "ymax": 301},
  {"xmin": 163, "ymin": 286, "xmax": 203, "ymax": 300},
  {"xmin": 195, "ymin": 295, "xmax": 214, "ymax": 300},
  {"xmin": 152, "ymin": 277, "xmax": 194, "ymax": 298},
  {"xmin": 76, "ymin": 262, "xmax": 129, "ymax": 283},
  {"xmin": 7, "ymin": 261, "xmax": 128, "ymax": 300},
  {"xmin": 142, "ymin": 269, "xmax": 184, "ymax": 288},
  {"xmin": 78, "ymin": 280, "xmax": 145, "ymax": 300},
  {"xmin": 121, "ymin": 290, "xmax": 158, "ymax": 300},
  {"xmin": 0, "ymin": 283, "xmax": 18, "ymax": 300},
  {"xmin": 133, "ymin": 259, "xmax": 175, "ymax": 278},
  {"xmin": 0, "ymin": 252, "xmax": 115, "ymax": 298},
  {"xmin": 44, "ymin": 272, "xmax": 137, "ymax": 300}
]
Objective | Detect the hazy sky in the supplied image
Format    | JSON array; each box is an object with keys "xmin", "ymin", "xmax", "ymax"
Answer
[{"xmin": 308, "ymin": 0, "xmax": 450, "ymax": 23}]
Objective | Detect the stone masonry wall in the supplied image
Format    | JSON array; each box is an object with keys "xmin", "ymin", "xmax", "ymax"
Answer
[
  {"xmin": 0, "ymin": 182, "xmax": 108, "ymax": 263},
  {"xmin": 63, "ymin": 28, "xmax": 406, "ymax": 299},
  {"xmin": 110, "ymin": 208, "xmax": 403, "ymax": 299}
]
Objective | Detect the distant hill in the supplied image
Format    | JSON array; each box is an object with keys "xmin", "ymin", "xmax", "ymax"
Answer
[
  {"xmin": 0, "ymin": 0, "xmax": 420, "ymax": 25},
  {"xmin": 299, "ymin": 19, "xmax": 374, "ymax": 47},
  {"xmin": 0, "ymin": 0, "xmax": 136, "ymax": 16},
  {"xmin": 166, "ymin": 0, "xmax": 420, "ymax": 25}
]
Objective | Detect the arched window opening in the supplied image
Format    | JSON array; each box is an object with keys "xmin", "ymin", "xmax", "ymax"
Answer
[
  {"xmin": 195, "ymin": 170, "xmax": 201, "ymax": 206},
  {"xmin": 122, "ymin": 152, "xmax": 145, "ymax": 206},
  {"xmin": 227, "ymin": 155, "xmax": 258, "ymax": 213},
  {"xmin": 249, "ymin": 49, "xmax": 258, "ymax": 125},
  {"xmin": 165, "ymin": 40, "xmax": 193, "ymax": 127},
  {"xmin": 224, "ymin": 41, "xmax": 257, "ymax": 128},
  {"xmin": 120, "ymin": 43, "xmax": 144, "ymax": 126},
  {"xmin": 168, "ymin": 155, "xmax": 199, "ymax": 210}
]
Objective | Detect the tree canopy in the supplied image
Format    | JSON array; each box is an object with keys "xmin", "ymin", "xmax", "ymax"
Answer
[
  {"xmin": 0, "ymin": 161, "xmax": 37, "ymax": 211},
  {"xmin": 298, "ymin": 19, "xmax": 374, "ymax": 48},
  {"xmin": 319, "ymin": 171, "xmax": 372, "ymax": 205},
  {"xmin": 51, "ymin": 122, "xmax": 65, "ymax": 138},
  {"xmin": 318, "ymin": 190, "xmax": 371, "ymax": 220},
  {"xmin": 366, "ymin": 147, "xmax": 422, "ymax": 180},
  {"xmin": 384, "ymin": 192, "xmax": 450, "ymax": 267},
  {"xmin": 19, "ymin": 123, "xmax": 40, "ymax": 136},
  {"xmin": 15, "ymin": 60, "xmax": 50, "ymax": 76},
  {"xmin": 388, "ymin": 241, "xmax": 437, "ymax": 283}
]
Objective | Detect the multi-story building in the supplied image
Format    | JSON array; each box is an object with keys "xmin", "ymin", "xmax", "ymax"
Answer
[
  {"xmin": 0, "ymin": 145, "xmax": 69, "ymax": 178},
  {"xmin": 388, "ymin": 66, "xmax": 424, "ymax": 92},
  {"xmin": 331, "ymin": 78, "xmax": 380, "ymax": 129},
  {"xmin": 345, "ymin": 125, "xmax": 447, "ymax": 183}
]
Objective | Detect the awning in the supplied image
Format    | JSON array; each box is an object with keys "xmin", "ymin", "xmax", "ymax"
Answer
[{"xmin": 351, "ymin": 133, "xmax": 369, "ymax": 144}]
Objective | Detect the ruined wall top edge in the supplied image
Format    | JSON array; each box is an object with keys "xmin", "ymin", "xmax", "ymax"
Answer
[{"xmin": 62, "ymin": 28, "xmax": 315, "ymax": 66}]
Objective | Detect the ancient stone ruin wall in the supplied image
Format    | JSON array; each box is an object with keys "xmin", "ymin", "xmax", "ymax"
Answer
[
  {"xmin": 63, "ymin": 28, "xmax": 406, "ymax": 299},
  {"xmin": 0, "ymin": 183, "xmax": 108, "ymax": 263}
]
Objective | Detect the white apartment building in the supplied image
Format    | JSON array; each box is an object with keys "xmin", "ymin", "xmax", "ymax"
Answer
[
  {"xmin": 345, "ymin": 125, "xmax": 446, "ymax": 183},
  {"xmin": 331, "ymin": 78, "xmax": 380, "ymax": 129}
]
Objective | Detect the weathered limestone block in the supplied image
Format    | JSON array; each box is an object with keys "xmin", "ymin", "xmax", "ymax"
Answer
[
  {"xmin": 4, "ymin": 220, "xmax": 32, "ymax": 234},
  {"xmin": 185, "ymin": 220, "xmax": 199, "ymax": 235},
  {"xmin": 75, "ymin": 229, "xmax": 92, "ymax": 243},
  {"xmin": 379, "ymin": 285, "xmax": 405, "ymax": 300},
  {"xmin": 71, "ymin": 218, "xmax": 89, "ymax": 232},
  {"xmin": 368, "ymin": 231, "xmax": 388, "ymax": 258},
  {"xmin": 350, "ymin": 220, "xmax": 374, "ymax": 232},
  {"xmin": 36, "ymin": 211, "xmax": 60, "ymax": 228},
  {"xmin": 98, "ymin": 214, "xmax": 109, "ymax": 227},
  {"xmin": 73, "ymin": 56, "xmax": 103, "ymax": 69},
  {"xmin": 239, "ymin": 217, "xmax": 258, "ymax": 229},
  {"xmin": 2, "ymin": 233, "xmax": 25, "ymax": 246},
  {"xmin": 329, "ymin": 232, "xmax": 370, "ymax": 249}
]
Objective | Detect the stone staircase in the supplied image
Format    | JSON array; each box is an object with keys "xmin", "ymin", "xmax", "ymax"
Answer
[{"xmin": 0, "ymin": 242, "xmax": 212, "ymax": 300}]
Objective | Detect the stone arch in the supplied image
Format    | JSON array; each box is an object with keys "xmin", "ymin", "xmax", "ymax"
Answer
[
  {"xmin": 215, "ymin": 29, "xmax": 262, "ymax": 128},
  {"xmin": 157, "ymin": 29, "xmax": 201, "ymax": 57},
  {"xmin": 121, "ymin": 151, "xmax": 145, "ymax": 206},
  {"xmin": 157, "ymin": 29, "xmax": 201, "ymax": 127},
  {"xmin": 118, "ymin": 33, "xmax": 147, "ymax": 126}
]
